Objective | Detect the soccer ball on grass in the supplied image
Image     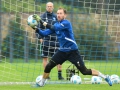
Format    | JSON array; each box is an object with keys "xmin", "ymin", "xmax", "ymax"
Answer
[
  {"xmin": 36, "ymin": 75, "xmax": 47, "ymax": 85},
  {"xmin": 70, "ymin": 75, "xmax": 82, "ymax": 84},
  {"xmin": 91, "ymin": 76, "xmax": 102, "ymax": 84},
  {"xmin": 110, "ymin": 74, "xmax": 120, "ymax": 84}
]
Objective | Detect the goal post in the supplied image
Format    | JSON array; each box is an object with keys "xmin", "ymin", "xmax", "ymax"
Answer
[{"xmin": 0, "ymin": 0, "xmax": 120, "ymax": 85}]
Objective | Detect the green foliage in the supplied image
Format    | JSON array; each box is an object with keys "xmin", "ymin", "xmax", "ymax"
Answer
[
  {"xmin": 2, "ymin": 0, "xmax": 120, "ymax": 13},
  {"xmin": 1, "ymin": 0, "xmax": 78, "ymax": 13},
  {"xmin": 2, "ymin": 14, "xmax": 24, "ymax": 58},
  {"xmin": 1, "ymin": 14, "xmax": 38, "ymax": 59},
  {"xmin": 73, "ymin": 15, "xmax": 106, "ymax": 60}
]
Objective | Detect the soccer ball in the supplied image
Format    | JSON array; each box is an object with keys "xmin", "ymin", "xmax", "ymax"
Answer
[
  {"xmin": 36, "ymin": 75, "xmax": 47, "ymax": 84},
  {"xmin": 110, "ymin": 74, "xmax": 120, "ymax": 84},
  {"xmin": 70, "ymin": 75, "xmax": 82, "ymax": 84},
  {"xmin": 36, "ymin": 75, "xmax": 43, "ymax": 84},
  {"xmin": 27, "ymin": 15, "xmax": 38, "ymax": 27},
  {"xmin": 91, "ymin": 76, "xmax": 102, "ymax": 84}
]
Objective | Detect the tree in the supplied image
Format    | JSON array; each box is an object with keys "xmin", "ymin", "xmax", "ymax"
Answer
[
  {"xmin": 72, "ymin": 14, "xmax": 106, "ymax": 60},
  {"xmin": 2, "ymin": 14, "xmax": 38, "ymax": 62}
]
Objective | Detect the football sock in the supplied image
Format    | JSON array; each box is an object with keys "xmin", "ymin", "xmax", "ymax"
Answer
[
  {"xmin": 98, "ymin": 72, "xmax": 106, "ymax": 79},
  {"xmin": 58, "ymin": 71, "xmax": 62, "ymax": 77}
]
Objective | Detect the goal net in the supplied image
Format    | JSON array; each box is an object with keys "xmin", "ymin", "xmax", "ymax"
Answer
[{"xmin": 0, "ymin": 0, "xmax": 120, "ymax": 85}]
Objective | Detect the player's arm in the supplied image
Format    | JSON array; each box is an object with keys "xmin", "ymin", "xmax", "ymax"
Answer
[
  {"xmin": 35, "ymin": 31, "xmax": 43, "ymax": 39},
  {"xmin": 32, "ymin": 14, "xmax": 69, "ymax": 30},
  {"xmin": 28, "ymin": 15, "xmax": 54, "ymax": 36},
  {"xmin": 32, "ymin": 14, "xmax": 54, "ymax": 30},
  {"xmin": 35, "ymin": 28, "xmax": 54, "ymax": 37},
  {"xmin": 32, "ymin": 14, "xmax": 47, "ymax": 40},
  {"xmin": 43, "ymin": 20, "xmax": 69, "ymax": 31},
  {"xmin": 39, "ymin": 14, "xmax": 46, "ymax": 29}
]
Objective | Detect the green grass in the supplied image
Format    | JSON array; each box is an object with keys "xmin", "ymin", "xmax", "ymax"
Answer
[
  {"xmin": 0, "ymin": 60, "xmax": 120, "ymax": 81},
  {"xmin": 0, "ymin": 84, "xmax": 120, "ymax": 90},
  {"xmin": 0, "ymin": 60, "xmax": 120, "ymax": 90}
]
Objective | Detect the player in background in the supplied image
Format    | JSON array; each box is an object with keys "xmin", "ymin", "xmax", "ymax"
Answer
[
  {"xmin": 36, "ymin": 2, "xmax": 64, "ymax": 80},
  {"xmin": 32, "ymin": 8, "xmax": 112, "ymax": 87}
]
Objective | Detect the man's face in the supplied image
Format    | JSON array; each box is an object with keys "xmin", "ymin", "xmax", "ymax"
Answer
[
  {"xmin": 46, "ymin": 3, "xmax": 54, "ymax": 13},
  {"xmin": 57, "ymin": 9, "xmax": 66, "ymax": 21}
]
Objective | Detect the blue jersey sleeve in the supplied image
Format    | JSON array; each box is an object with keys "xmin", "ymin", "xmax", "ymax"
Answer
[
  {"xmin": 53, "ymin": 20, "xmax": 70, "ymax": 31},
  {"xmin": 36, "ymin": 28, "xmax": 54, "ymax": 37},
  {"xmin": 35, "ymin": 32, "xmax": 43, "ymax": 39}
]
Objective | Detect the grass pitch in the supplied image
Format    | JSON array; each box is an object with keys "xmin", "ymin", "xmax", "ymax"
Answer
[
  {"xmin": 0, "ymin": 60, "xmax": 120, "ymax": 90},
  {"xmin": 0, "ymin": 84, "xmax": 120, "ymax": 90}
]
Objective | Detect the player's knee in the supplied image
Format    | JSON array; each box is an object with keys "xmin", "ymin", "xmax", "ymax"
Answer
[
  {"xmin": 44, "ymin": 60, "xmax": 56, "ymax": 73},
  {"xmin": 81, "ymin": 69, "xmax": 92, "ymax": 75},
  {"xmin": 78, "ymin": 66, "xmax": 92, "ymax": 75}
]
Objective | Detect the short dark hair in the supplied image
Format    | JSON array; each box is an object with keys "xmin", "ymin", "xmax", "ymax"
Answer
[{"xmin": 58, "ymin": 7, "xmax": 67, "ymax": 14}]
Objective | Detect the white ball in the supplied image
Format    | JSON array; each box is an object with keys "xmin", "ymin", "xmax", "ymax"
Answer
[
  {"xmin": 27, "ymin": 15, "xmax": 38, "ymax": 27},
  {"xmin": 36, "ymin": 75, "xmax": 43, "ymax": 83},
  {"xmin": 111, "ymin": 74, "xmax": 120, "ymax": 84},
  {"xmin": 70, "ymin": 75, "xmax": 82, "ymax": 84},
  {"xmin": 91, "ymin": 76, "xmax": 102, "ymax": 84},
  {"xmin": 36, "ymin": 75, "xmax": 47, "ymax": 85}
]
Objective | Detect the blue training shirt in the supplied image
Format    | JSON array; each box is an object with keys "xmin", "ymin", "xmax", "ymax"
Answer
[{"xmin": 36, "ymin": 19, "xmax": 78, "ymax": 52}]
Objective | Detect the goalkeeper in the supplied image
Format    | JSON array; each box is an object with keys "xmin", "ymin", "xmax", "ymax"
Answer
[
  {"xmin": 36, "ymin": 2, "xmax": 64, "ymax": 80},
  {"xmin": 31, "ymin": 8, "xmax": 112, "ymax": 87}
]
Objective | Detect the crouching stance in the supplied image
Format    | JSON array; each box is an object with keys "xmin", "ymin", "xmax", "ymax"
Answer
[{"xmin": 30, "ymin": 7, "xmax": 113, "ymax": 87}]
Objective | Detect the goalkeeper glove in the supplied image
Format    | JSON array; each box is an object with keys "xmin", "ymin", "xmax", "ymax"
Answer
[
  {"xmin": 32, "ymin": 14, "xmax": 50, "ymax": 28},
  {"xmin": 33, "ymin": 14, "xmax": 41, "ymax": 22},
  {"xmin": 32, "ymin": 14, "xmax": 47, "ymax": 26}
]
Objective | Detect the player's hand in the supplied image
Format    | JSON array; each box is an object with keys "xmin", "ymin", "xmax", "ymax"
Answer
[
  {"xmin": 32, "ymin": 14, "xmax": 48, "ymax": 27},
  {"xmin": 33, "ymin": 14, "xmax": 41, "ymax": 22},
  {"xmin": 40, "ymin": 39, "xmax": 43, "ymax": 43},
  {"xmin": 43, "ymin": 22, "xmax": 47, "ymax": 26}
]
